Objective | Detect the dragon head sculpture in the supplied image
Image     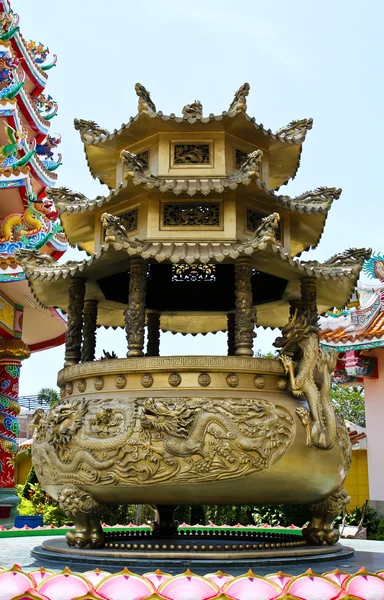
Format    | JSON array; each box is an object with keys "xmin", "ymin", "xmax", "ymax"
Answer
[{"xmin": 274, "ymin": 310, "xmax": 317, "ymax": 355}]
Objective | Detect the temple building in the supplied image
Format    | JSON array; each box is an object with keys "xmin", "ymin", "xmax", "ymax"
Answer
[
  {"xmin": 0, "ymin": 0, "xmax": 66, "ymax": 524},
  {"xmin": 320, "ymin": 253, "xmax": 384, "ymax": 515}
]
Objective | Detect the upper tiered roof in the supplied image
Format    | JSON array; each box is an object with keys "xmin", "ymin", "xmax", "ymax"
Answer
[
  {"xmin": 75, "ymin": 82, "xmax": 312, "ymax": 191},
  {"xmin": 17, "ymin": 82, "xmax": 369, "ymax": 335}
]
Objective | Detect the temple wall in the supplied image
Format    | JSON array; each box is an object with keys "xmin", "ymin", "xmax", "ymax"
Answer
[
  {"xmin": 344, "ymin": 449, "xmax": 369, "ymax": 509},
  {"xmin": 364, "ymin": 348, "xmax": 384, "ymax": 515}
]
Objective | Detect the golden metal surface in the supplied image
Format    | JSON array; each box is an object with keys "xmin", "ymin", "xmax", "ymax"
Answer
[{"xmin": 0, "ymin": 337, "xmax": 30, "ymax": 360}]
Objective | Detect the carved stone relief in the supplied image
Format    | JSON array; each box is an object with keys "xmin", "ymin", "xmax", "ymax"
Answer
[
  {"xmin": 163, "ymin": 203, "xmax": 220, "ymax": 227},
  {"xmin": 32, "ymin": 396, "xmax": 295, "ymax": 487}
]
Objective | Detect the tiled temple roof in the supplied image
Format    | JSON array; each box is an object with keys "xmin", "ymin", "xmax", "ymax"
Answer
[{"xmin": 319, "ymin": 285, "xmax": 384, "ymax": 351}]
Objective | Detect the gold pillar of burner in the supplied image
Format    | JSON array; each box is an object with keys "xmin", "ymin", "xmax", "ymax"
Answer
[
  {"xmin": 300, "ymin": 277, "xmax": 318, "ymax": 325},
  {"xmin": 125, "ymin": 259, "xmax": 147, "ymax": 357},
  {"xmin": 64, "ymin": 277, "xmax": 86, "ymax": 367},
  {"xmin": 147, "ymin": 313, "xmax": 160, "ymax": 357},
  {"xmin": 289, "ymin": 298, "xmax": 302, "ymax": 319},
  {"xmin": 81, "ymin": 299, "xmax": 98, "ymax": 363},
  {"xmin": 234, "ymin": 257, "xmax": 256, "ymax": 356},
  {"xmin": 227, "ymin": 313, "xmax": 236, "ymax": 356}
]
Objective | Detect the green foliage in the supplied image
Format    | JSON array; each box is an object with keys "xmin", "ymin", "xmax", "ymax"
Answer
[
  {"xmin": 43, "ymin": 505, "xmax": 71, "ymax": 527},
  {"xmin": 37, "ymin": 387, "xmax": 60, "ymax": 408},
  {"xmin": 175, "ymin": 505, "xmax": 191, "ymax": 524},
  {"xmin": 100, "ymin": 504, "xmax": 137, "ymax": 526},
  {"xmin": 331, "ymin": 384, "xmax": 365, "ymax": 427},
  {"xmin": 17, "ymin": 483, "xmax": 46, "ymax": 516},
  {"xmin": 16, "ymin": 482, "xmax": 69, "ymax": 525},
  {"xmin": 370, "ymin": 519, "xmax": 384, "ymax": 540},
  {"xmin": 21, "ymin": 466, "xmax": 38, "ymax": 498},
  {"xmin": 190, "ymin": 505, "xmax": 206, "ymax": 525},
  {"xmin": 335, "ymin": 504, "xmax": 380, "ymax": 538}
]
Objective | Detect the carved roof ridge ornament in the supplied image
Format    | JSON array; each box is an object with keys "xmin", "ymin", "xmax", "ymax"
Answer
[
  {"xmin": 302, "ymin": 248, "xmax": 372, "ymax": 269},
  {"xmin": 276, "ymin": 118, "xmax": 313, "ymax": 142},
  {"xmin": 46, "ymin": 186, "xmax": 88, "ymax": 206},
  {"xmin": 228, "ymin": 83, "xmax": 250, "ymax": 115},
  {"xmin": 14, "ymin": 247, "xmax": 56, "ymax": 268},
  {"xmin": 73, "ymin": 119, "xmax": 110, "ymax": 144},
  {"xmin": 287, "ymin": 186, "xmax": 342, "ymax": 207},
  {"xmin": 247, "ymin": 212, "xmax": 280, "ymax": 248},
  {"xmin": 230, "ymin": 150, "xmax": 263, "ymax": 182},
  {"xmin": 101, "ymin": 212, "xmax": 146, "ymax": 246},
  {"xmin": 120, "ymin": 149, "xmax": 155, "ymax": 182},
  {"xmin": 182, "ymin": 100, "xmax": 203, "ymax": 119},
  {"xmin": 135, "ymin": 83, "xmax": 157, "ymax": 115}
]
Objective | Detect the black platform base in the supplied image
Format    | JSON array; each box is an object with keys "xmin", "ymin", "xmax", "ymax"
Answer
[{"xmin": 31, "ymin": 537, "xmax": 354, "ymax": 573}]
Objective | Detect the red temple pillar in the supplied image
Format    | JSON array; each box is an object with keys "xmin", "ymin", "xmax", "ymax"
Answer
[{"xmin": 0, "ymin": 340, "xmax": 30, "ymax": 524}]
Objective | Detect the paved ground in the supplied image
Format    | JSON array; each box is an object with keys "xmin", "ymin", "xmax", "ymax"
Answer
[{"xmin": 0, "ymin": 537, "xmax": 384, "ymax": 575}]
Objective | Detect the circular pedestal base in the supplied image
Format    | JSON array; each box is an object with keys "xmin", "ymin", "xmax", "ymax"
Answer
[{"xmin": 32, "ymin": 536, "xmax": 354, "ymax": 572}]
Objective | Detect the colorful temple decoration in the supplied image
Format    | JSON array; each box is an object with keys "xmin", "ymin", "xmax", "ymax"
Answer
[
  {"xmin": 0, "ymin": 565, "xmax": 383, "ymax": 600},
  {"xmin": 319, "ymin": 254, "xmax": 384, "ymax": 385},
  {"xmin": 0, "ymin": 0, "xmax": 67, "ymax": 523}
]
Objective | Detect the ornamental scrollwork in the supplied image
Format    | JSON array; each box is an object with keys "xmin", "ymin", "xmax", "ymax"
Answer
[
  {"xmin": 174, "ymin": 144, "xmax": 210, "ymax": 165},
  {"xmin": 163, "ymin": 203, "xmax": 220, "ymax": 227},
  {"xmin": 32, "ymin": 396, "xmax": 295, "ymax": 488}
]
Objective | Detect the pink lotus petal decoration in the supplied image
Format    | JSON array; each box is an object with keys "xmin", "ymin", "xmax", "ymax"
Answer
[
  {"xmin": 285, "ymin": 569, "xmax": 341, "ymax": 600},
  {"xmin": 0, "ymin": 565, "xmax": 36, "ymax": 600},
  {"xmin": 223, "ymin": 569, "xmax": 281, "ymax": 600},
  {"xmin": 158, "ymin": 569, "xmax": 219, "ymax": 600},
  {"xmin": 143, "ymin": 570, "xmax": 172, "ymax": 590},
  {"xmin": 322, "ymin": 570, "xmax": 350, "ymax": 587},
  {"xmin": 266, "ymin": 572, "xmax": 292, "ymax": 589},
  {"xmin": 11, "ymin": 589, "xmax": 51, "ymax": 600},
  {"xmin": 83, "ymin": 570, "xmax": 111, "ymax": 587},
  {"xmin": 343, "ymin": 568, "xmax": 384, "ymax": 600},
  {"xmin": 29, "ymin": 569, "xmax": 55, "ymax": 586},
  {"xmin": 96, "ymin": 568, "xmax": 155, "ymax": 600},
  {"xmin": 205, "ymin": 571, "xmax": 234, "ymax": 590},
  {"xmin": 70, "ymin": 590, "xmax": 111, "ymax": 600},
  {"xmin": 37, "ymin": 567, "xmax": 92, "ymax": 600},
  {"xmin": 330, "ymin": 591, "xmax": 365, "ymax": 599},
  {"xmin": 274, "ymin": 593, "xmax": 307, "ymax": 600}
]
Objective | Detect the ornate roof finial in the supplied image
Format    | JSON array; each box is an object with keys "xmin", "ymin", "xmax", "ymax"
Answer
[
  {"xmin": 228, "ymin": 83, "xmax": 250, "ymax": 115},
  {"xmin": 276, "ymin": 118, "xmax": 313, "ymax": 141},
  {"xmin": 182, "ymin": 100, "xmax": 203, "ymax": 118},
  {"xmin": 135, "ymin": 83, "xmax": 156, "ymax": 115}
]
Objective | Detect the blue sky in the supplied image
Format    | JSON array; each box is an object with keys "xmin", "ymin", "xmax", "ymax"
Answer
[{"xmin": 16, "ymin": 0, "xmax": 384, "ymax": 395}]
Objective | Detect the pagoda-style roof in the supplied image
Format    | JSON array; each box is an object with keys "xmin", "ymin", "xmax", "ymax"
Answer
[
  {"xmin": 75, "ymin": 83, "xmax": 312, "ymax": 191},
  {"xmin": 16, "ymin": 223, "xmax": 368, "ymax": 334},
  {"xmin": 48, "ymin": 157, "xmax": 340, "ymax": 258}
]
